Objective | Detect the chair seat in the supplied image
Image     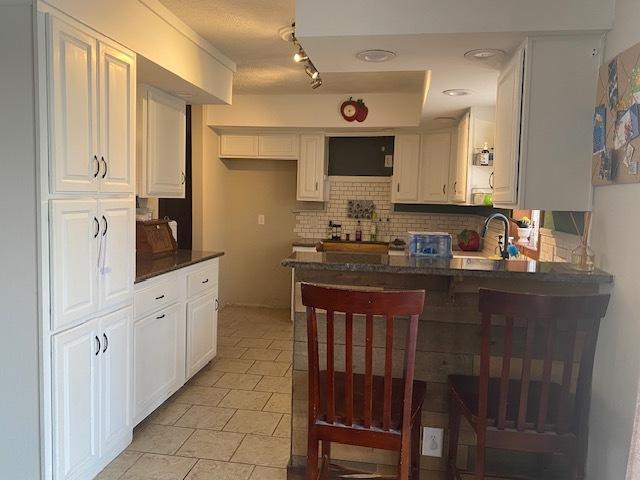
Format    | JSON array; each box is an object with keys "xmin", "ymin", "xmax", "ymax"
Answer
[
  {"xmin": 449, "ymin": 375, "xmax": 572, "ymax": 432},
  {"xmin": 318, "ymin": 371, "xmax": 426, "ymax": 431}
]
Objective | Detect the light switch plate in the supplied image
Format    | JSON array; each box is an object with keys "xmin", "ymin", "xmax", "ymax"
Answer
[
  {"xmin": 422, "ymin": 427, "xmax": 443, "ymax": 457},
  {"xmin": 258, "ymin": 214, "xmax": 265, "ymax": 225},
  {"xmin": 385, "ymin": 155, "xmax": 393, "ymax": 168}
]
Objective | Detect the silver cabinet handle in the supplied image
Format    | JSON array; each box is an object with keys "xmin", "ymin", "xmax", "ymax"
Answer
[
  {"xmin": 489, "ymin": 172, "xmax": 495, "ymax": 189},
  {"xmin": 93, "ymin": 217, "xmax": 99, "ymax": 238},
  {"xmin": 102, "ymin": 333, "xmax": 108, "ymax": 353},
  {"xmin": 156, "ymin": 314, "xmax": 165, "ymax": 320},
  {"xmin": 155, "ymin": 294, "xmax": 165, "ymax": 300},
  {"xmin": 102, "ymin": 216, "xmax": 108, "ymax": 236},
  {"xmin": 453, "ymin": 181, "xmax": 457, "ymax": 193},
  {"xmin": 215, "ymin": 298, "xmax": 219, "ymax": 311},
  {"xmin": 397, "ymin": 183, "xmax": 400, "ymax": 193},
  {"xmin": 93, "ymin": 155, "xmax": 99, "ymax": 178},
  {"xmin": 95, "ymin": 336, "xmax": 101, "ymax": 356},
  {"xmin": 442, "ymin": 184, "xmax": 446, "ymax": 195},
  {"xmin": 180, "ymin": 172, "xmax": 186, "ymax": 185},
  {"xmin": 202, "ymin": 278, "xmax": 209, "ymax": 284},
  {"xmin": 101, "ymin": 156, "xmax": 107, "ymax": 179}
]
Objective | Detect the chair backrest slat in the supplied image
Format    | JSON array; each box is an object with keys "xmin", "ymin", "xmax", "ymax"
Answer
[
  {"xmin": 536, "ymin": 318, "xmax": 556, "ymax": 432},
  {"xmin": 301, "ymin": 283, "xmax": 425, "ymax": 434},
  {"xmin": 344, "ymin": 312, "xmax": 354, "ymax": 426},
  {"xmin": 326, "ymin": 310, "xmax": 335, "ymax": 424},
  {"xmin": 557, "ymin": 319, "xmax": 577, "ymax": 434},
  {"xmin": 383, "ymin": 316, "xmax": 394, "ymax": 430},
  {"xmin": 477, "ymin": 289, "xmax": 610, "ymax": 436},
  {"xmin": 364, "ymin": 314, "xmax": 374, "ymax": 428},
  {"xmin": 497, "ymin": 316, "xmax": 514, "ymax": 430}
]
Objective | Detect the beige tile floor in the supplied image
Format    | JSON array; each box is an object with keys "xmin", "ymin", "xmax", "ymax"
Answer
[{"xmin": 96, "ymin": 306, "xmax": 293, "ymax": 480}]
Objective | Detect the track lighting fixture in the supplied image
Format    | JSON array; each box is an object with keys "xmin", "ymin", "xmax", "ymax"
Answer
[{"xmin": 282, "ymin": 23, "xmax": 322, "ymax": 89}]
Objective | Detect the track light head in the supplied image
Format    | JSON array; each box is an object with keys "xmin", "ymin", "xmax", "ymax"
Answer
[
  {"xmin": 311, "ymin": 78, "xmax": 322, "ymax": 89},
  {"xmin": 293, "ymin": 51, "xmax": 308, "ymax": 63},
  {"xmin": 305, "ymin": 66, "xmax": 319, "ymax": 80}
]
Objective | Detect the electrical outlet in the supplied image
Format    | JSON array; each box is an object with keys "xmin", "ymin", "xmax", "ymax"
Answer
[
  {"xmin": 384, "ymin": 154, "xmax": 393, "ymax": 168},
  {"xmin": 258, "ymin": 214, "xmax": 265, "ymax": 225},
  {"xmin": 422, "ymin": 427, "xmax": 443, "ymax": 457}
]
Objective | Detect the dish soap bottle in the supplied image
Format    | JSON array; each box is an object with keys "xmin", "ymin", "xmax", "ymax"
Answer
[{"xmin": 355, "ymin": 221, "xmax": 362, "ymax": 242}]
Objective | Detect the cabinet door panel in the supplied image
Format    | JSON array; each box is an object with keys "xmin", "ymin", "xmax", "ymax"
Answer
[
  {"xmin": 52, "ymin": 320, "xmax": 99, "ymax": 480},
  {"xmin": 420, "ymin": 132, "xmax": 451, "ymax": 203},
  {"xmin": 493, "ymin": 47, "xmax": 525, "ymax": 206},
  {"xmin": 48, "ymin": 16, "xmax": 98, "ymax": 193},
  {"xmin": 100, "ymin": 307, "xmax": 132, "ymax": 455},
  {"xmin": 50, "ymin": 199, "xmax": 99, "ymax": 331},
  {"xmin": 99, "ymin": 198, "xmax": 134, "ymax": 310},
  {"xmin": 219, "ymin": 135, "xmax": 259, "ymax": 157},
  {"xmin": 451, "ymin": 113, "xmax": 470, "ymax": 203},
  {"xmin": 99, "ymin": 42, "xmax": 135, "ymax": 193},
  {"xmin": 392, "ymin": 134, "xmax": 421, "ymax": 203},
  {"xmin": 186, "ymin": 291, "xmax": 218, "ymax": 379},
  {"xmin": 258, "ymin": 134, "xmax": 299, "ymax": 158},
  {"xmin": 133, "ymin": 303, "xmax": 185, "ymax": 423},
  {"xmin": 143, "ymin": 86, "xmax": 186, "ymax": 198},
  {"xmin": 297, "ymin": 134, "xmax": 325, "ymax": 201}
]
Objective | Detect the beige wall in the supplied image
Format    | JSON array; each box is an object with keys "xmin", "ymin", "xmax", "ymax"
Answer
[
  {"xmin": 587, "ymin": 0, "xmax": 640, "ymax": 477},
  {"xmin": 192, "ymin": 106, "xmax": 299, "ymax": 308}
]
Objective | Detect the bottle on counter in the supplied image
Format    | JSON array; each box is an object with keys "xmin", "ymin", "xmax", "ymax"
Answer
[{"xmin": 355, "ymin": 221, "xmax": 362, "ymax": 242}]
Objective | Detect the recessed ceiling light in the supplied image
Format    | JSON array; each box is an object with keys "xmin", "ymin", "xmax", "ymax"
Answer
[
  {"xmin": 464, "ymin": 48, "xmax": 505, "ymax": 61},
  {"xmin": 356, "ymin": 49, "xmax": 397, "ymax": 63},
  {"xmin": 442, "ymin": 89, "xmax": 471, "ymax": 97}
]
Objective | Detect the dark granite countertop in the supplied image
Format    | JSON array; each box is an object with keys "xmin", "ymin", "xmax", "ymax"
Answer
[
  {"xmin": 292, "ymin": 238, "xmax": 405, "ymax": 251},
  {"xmin": 136, "ymin": 250, "xmax": 224, "ymax": 284},
  {"xmin": 282, "ymin": 251, "xmax": 613, "ymax": 284}
]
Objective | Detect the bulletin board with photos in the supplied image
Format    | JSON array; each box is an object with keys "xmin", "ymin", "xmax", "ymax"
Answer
[{"xmin": 592, "ymin": 40, "xmax": 640, "ymax": 185}]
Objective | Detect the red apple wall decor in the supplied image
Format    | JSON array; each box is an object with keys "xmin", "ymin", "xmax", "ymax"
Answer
[{"xmin": 340, "ymin": 97, "xmax": 368, "ymax": 122}]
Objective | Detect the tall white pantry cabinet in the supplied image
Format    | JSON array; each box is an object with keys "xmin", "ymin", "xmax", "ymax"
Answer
[{"xmin": 39, "ymin": 8, "xmax": 136, "ymax": 480}]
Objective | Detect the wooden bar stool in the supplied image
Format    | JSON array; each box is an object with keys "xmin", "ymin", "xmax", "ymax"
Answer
[
  {"xmin": 447, "ymin": 289, "xmax": 610, "ymax": 480},
  {"xmin": 301, "ymin": 283, "xmax": 427, "ymax": 480}
]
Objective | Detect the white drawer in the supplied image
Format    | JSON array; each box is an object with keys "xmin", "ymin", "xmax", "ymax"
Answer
[
  {"xmin": 187, "ymin": 260, "xmax": 218, "ymax": 299},
  {"xmin": 135, "ymin": 278, "xmax": 180, "ymax": 319}
]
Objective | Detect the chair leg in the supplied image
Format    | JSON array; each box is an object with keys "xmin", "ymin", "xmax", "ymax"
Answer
[
  {"xmin": 321, "ymin": 441, "xmax": 331, "ymax": 478},
  {"xmin": 411, "ymin": 419, "xmax": 421, "ymax": 479},
  {"xmin": 447, "ymin": 398, "xmax": 461, "ymax": 479},
  {"xmin": 307, "ymin": 433, "xmax": 319, "ymax": 480},
  {"xmin": 475, "ymin": 427, "xmax": 486, "ymax": 480}
]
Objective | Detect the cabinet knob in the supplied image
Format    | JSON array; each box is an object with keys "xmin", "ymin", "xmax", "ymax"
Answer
[{"xmin": 101, "ymin": 156, "xmax": 107, "ymax": 179}]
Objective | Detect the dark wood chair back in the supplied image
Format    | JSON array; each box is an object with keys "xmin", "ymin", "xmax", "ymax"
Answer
[
  {"xmin": 301, "ymin": 283, "xmax": 425, "ymax": 434},
  {"xmin": 477, "ymin": 289, "xmax": 610, "ymax": 435}
]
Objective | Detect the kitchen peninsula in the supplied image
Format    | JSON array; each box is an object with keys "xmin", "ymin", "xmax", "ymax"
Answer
[{"xmin": 283, "ymin": 251, "xmax": 613, "ymax": 477}]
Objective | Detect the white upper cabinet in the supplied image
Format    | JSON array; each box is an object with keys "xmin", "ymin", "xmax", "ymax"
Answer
[
  {"xmin": 391, "ymin": 134, "xmax": 421, "ymax": 203},
  {"xmin": 219, "ymin": 133, "xmax": 299, "ymax": 159},
  {"xmin": 99, "ymin": 198, "xmax": 135, "ymax": 310},
  {"xmin": 52, "ymin": 319, "xmax": 100, "ymax": 480},
  {"xmin": 419, "ymin": 131, "xmax": 452, "ymax": 203},
  {"xmin": 98, "ymin": 42, "xmax": 136, "ymax": 193},
  {"xmin": 48, "ymin": 16, "xmax": 98, "ymax": 194},
  {"xmin": 493, "ymin": 35, "xmax": 601, "ymax": 209},
  {"xmin": 137, "ymin": 85, "xmax": 186, "ymax": 198},
  {"xmin": 297, "ymin": 134, "xmax": 326, "ymax": 201},
  {"xmin": 50, "ymin": 199, "xmax": 100, "ymax": 331},
  {"xmin": 493, "ymin": 46, "xmax": 525, "ymax": 206},
  {"xmin": 450, "ymin": 113, "xmax": 470, "ymax": 203},
  {"xmin": 47, "ymin": 16, "xmax": 135, "ymax": 194}
]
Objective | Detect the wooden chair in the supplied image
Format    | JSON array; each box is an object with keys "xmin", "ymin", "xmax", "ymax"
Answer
[
  {"xmin": 447, "ymin": 289, "xmax": 610, "ymax": 480},
  {"xmin": 301, "ymin": 283, "xmax": 427, "ymax": 480}
]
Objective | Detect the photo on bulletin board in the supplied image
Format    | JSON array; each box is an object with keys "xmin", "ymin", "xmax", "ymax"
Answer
[{"xmin": 592, "ymin": 40, "xmax": 640, "ymax": 186}]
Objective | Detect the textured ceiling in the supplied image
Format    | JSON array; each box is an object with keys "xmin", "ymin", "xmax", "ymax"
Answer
[{"xmin": 159, "ymin": 0, "xmax": 424, "ymax": 94}]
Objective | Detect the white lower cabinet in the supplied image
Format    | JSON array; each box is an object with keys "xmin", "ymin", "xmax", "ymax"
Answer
[
  {"xmin": 186, "ymin": 289, "xmax": 218, "ymax": 379},
  {"xmin": 133, "ymin": 258, "xmax": 220, "ymax": 425},
  {"xmin": 133, "ymin": 302, "xmax": 185, "ymax": 424},
  {"xmin": 52, "ymin": 307, "xmax": 132, "ymax": 480}
]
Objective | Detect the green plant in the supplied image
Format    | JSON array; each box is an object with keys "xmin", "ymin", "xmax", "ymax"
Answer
[{"xmin": 516, "ymin": 216, "xmax": 531, "ymax": 228}]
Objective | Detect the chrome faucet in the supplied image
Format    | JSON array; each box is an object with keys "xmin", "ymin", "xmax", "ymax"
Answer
[{"xmin": 480, "ymin": 213, "xmax": 510, "ymax": 260}]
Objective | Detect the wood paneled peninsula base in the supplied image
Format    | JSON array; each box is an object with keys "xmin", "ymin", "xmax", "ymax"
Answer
[{"xmin": 282, "ymin": 252, "xmax": 612, "ymax": 479}]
